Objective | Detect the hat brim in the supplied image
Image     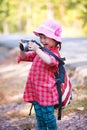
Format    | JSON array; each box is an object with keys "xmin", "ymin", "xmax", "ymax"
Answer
[{"xmin": 33, "ymin": 28, "xmax": 62, "ymax": 43}]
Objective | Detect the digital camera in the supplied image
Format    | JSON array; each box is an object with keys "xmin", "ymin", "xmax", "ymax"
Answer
[
  {"xmin": 19, "ymin": 39, "xmax": 41, "ymax": 51},
  {"xmin": 19, "ymin": 40, "xmax": 30, "ymax": 51}
]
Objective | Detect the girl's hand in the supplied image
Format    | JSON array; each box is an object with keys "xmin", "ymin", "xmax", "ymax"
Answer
[{"xmin": 28, "ymin": 42, "xmax": 39, "ymax": 51}]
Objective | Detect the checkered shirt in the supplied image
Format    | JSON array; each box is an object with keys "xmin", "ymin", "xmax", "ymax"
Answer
[{"xmin": 20, "ymin": 47, "xmax": 60, "ymax": 106}]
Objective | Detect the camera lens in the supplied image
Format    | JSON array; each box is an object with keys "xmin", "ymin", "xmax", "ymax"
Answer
[
  {"xmin": 19, "ymin": 42, "xmax": 29, "ymax": 51},
  {"xmin": 20, "ymin": 43, "xmax": 24, "ymax": 51}
]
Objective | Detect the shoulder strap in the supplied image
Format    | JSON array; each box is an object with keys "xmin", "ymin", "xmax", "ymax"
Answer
[
  {"xmin": 32, "ymin": 40, "xmax": 65, "ymax": 64},
  {"xmin": 42, "ymin": 47, "xmax": 65, "ymax": 65}
]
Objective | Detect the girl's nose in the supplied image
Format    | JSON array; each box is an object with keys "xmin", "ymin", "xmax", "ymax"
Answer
[{"xmin": 41, "ymin": 38, "xmax": 45, "ymax": 44}]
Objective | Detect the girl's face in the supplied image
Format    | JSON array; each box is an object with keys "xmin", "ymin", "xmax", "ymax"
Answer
[{"xmin": 39, "ymin": 34, "xmax": 57, "ymax": 48}]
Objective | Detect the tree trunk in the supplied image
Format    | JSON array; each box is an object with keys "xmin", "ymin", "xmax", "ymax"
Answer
[
  {"xmin": 46, "ymin": 2, "xmax": 54, "ymax": 19},
  {"xmin": 3, "ymin": 20, "xmax": 9, "ymax": 34}
]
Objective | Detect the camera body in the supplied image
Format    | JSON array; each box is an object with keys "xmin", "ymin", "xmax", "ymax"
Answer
[
  {"xmin": 20, "ymin": 40, "xmax": 30, "ymax": 51},
  {"xmin": 19, "ymin": 40, "xmax": 41, "ymax": 51}
]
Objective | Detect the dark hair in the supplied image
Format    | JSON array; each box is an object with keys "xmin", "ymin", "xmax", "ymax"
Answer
[{"xmin": 56, "ymin": 42, "xmax": 62, "ymax": 51}]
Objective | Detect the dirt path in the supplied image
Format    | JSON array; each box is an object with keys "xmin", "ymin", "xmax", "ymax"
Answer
[{"xmin": 0, "ymin": 102, "xmax": 87, "ymax": 130}]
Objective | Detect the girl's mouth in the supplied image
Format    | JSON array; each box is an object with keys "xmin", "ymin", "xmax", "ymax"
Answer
[{"xmin": 44, "ymin": 44, "xmax": 48, "ymax": 46}]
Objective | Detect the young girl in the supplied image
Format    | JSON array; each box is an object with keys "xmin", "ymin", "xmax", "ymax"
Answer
[{"xmin": 18, "ymin": 19, "xmax": 62, "ymax": 130}]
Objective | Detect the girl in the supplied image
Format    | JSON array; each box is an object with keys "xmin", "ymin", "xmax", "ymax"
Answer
[{"xmin": 18, "ymin": 19, "xmax": 62, "ymax": 130}]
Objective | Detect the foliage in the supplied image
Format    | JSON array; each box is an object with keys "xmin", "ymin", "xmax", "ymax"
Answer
[{"xmin": 0, "ymin": 0, "xmax": 87, "ymax": 34}]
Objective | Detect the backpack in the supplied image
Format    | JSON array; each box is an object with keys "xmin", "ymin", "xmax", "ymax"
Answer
[
  {"xmin": 41, "ymin": 47, "xmax": 72, "ymax": 120},
  {"xmin": 21, "ymin": 40, "xmax": 72, "ymax": 120}
]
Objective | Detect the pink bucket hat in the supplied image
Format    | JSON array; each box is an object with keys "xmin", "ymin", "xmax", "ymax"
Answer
[{"xmin": 33, "ymin": 19, "xmax": 62, "ymax": 43}]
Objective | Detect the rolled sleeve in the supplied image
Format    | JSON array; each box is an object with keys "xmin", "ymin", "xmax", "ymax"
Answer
[
  {"xmin": 49, "ymin": 55, "xmax": 59, "ymax": 67},
  {"xmin": 17, "ymin": 52, "xmax": 36, "ymax": 63},
  {"xmin": 25, "ymin": 52, "xmax": 36, "ymax": 61}
]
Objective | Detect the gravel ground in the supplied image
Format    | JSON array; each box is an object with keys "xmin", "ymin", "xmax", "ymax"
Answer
[{"xmin": 0, "ymin": 111, "xmax": 87, "ymax": 130}]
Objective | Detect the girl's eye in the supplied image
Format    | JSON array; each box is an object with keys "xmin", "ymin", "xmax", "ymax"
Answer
[
  {"xmin": 42, "ymin": 36, "xmax": 46, "ymax": 39},
  {"xmin": 44, "ymin": 36, "xmax": 46, "ymax": 39},
  {"xmin": 39, "ymin": 35, "xmax": 46, "ymax": 39}
]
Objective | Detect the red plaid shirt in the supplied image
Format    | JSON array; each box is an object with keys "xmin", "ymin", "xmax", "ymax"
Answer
[{"xmin": 19, "ymin": 47, "xmax": 61, "ymax": 106}]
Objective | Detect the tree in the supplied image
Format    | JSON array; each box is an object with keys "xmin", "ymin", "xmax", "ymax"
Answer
[{"xmin": 0, "ymin": 0, "xmax": 87, "ymax": 34}]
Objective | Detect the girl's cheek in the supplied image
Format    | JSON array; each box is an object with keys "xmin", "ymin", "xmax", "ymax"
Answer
[
  {"xmin": 40, "ymin": 39, "xmax": 43, "ymax": 44},
  {"xmin": 40, "ymin": 38, "xmax": 45, "ymax": 44}
]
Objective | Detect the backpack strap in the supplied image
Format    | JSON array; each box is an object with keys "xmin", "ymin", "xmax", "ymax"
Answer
[
  {"xmin": 28, "ymin": 103, "xmax": 33, "ymax": 116},
  {"xmin": 54, "ymin": 70, "xmax": 64, "ymax": 120},
  {"xmin": 42, "ymin": 47, "xmax": 65, "ymax": 65},
  {"xmin": 32, "ymin": 40, "xmax": 65, "ymax": 65}
]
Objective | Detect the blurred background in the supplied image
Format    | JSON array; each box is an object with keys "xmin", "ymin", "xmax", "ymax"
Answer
[
  {"xmin": 0, "ymin": 0, "xmax": 87, "ymax": 130},
  {"xmin": 0, "ymin": 0, "xmax": 87, "ymax": 35}
]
